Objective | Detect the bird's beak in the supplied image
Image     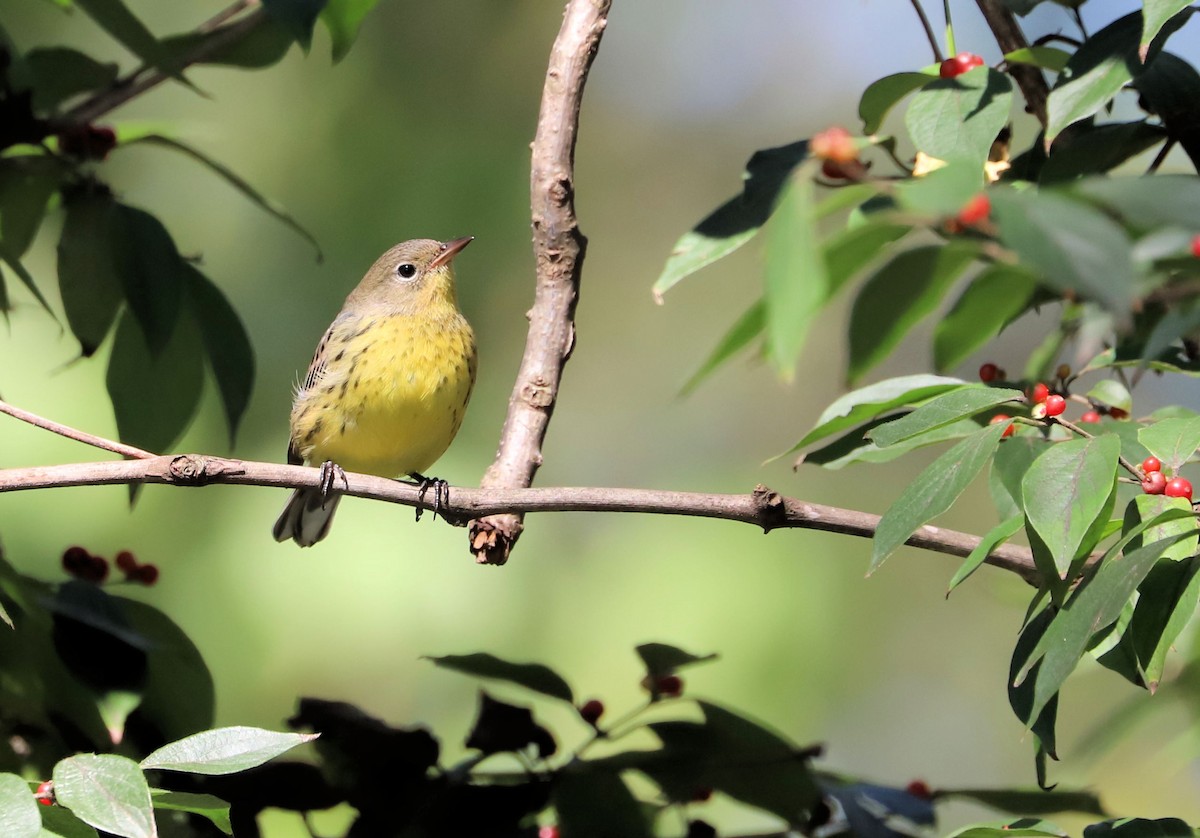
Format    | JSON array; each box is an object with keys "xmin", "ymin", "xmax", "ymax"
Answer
[{"xmin": 430, "ymin": 236, "xmax": 473, "ymax": 269}]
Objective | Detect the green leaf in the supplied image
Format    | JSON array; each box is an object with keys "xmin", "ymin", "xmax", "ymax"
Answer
[
  {"xmin": 654, "ymin": 140, "xmax": 808, "ymax": 299},
  {"xmin": 1073, "ymin": 174, "xmax": 1200, "ymax": 232},
  {"xmin": 1008, "ymin": 605, "xmax": 1060, "ymax": 757},
  {"xmin": 804, "ymin": 416, "xmax": 986, "ymax": 469},
  {"xmin": 1141, "ymin": 2, "xmax": 1195, "ymax": 59},
  {"xmin": 947, "ymin": 823, "xmax": 1067, "ymax": 838},
  {"xmin": 53, "ymin": 754, "xmax": 153, "ymax": 838},
  {"xmin": 847, "ymin": 243, "xmax": 979, "ymax": 383},
  {"xmin": 0, "ymin": 774, "xmax": 39, "ymax": 838},
  {"xmin": 790, "ymin": 374, "xmax": 967, "ymax": 455},
  {"xmin": 183, "ymin": 266, "xmax": 255, "ymax": 444},
  {"xmin": 871, "ymin": 422, "xmax": 1008, "ymax": 573},
  {"xmin": 57, "ymin": 190, "xmax": 125, "ymax": 356},
  {"xmin": 424, "ymin": 653, "xmax": 574, "ymax": 702},
  {"xmin": 635, "ymin": 643, "xmax": 717, "ymax": 677},
  {"xmin": 1086, "ymin": 379, "xmax": 1132, "ymax": 414},
  {"xmin": 1084, "ymin": 818, "xmax": 1197, "ymax": 838},
  {"xmin": 1131, "ymin": 52, "xmax": 1200, "ymax": 171},
  {"xmin": 939, "ymin": 787, "xmax": 1106, "ymax": 817},
  {"xmin": 1004, "ymin": 46, "xmax": 1071, "ymax": 73},
  {"xmin": 74, "ymin": 0, "xmax": 176, "ymax": 78},
  {"xmin": 24, "ymin": 47, "xmax": 119, "ymax": 112},
  {"xmin": 822, "ymin": 220, "xmax": 910, "ymax": 288},
  {"xmin": 119, "ymin": 135, "xmax": 321, "ymax": 260},
  {"xmin": 149, "ymin": 791, "xmax": 231, "ymax": 834},
  {"xmin": 141, "ymin": 726, "xmax": 316, "ymax": 775},
  {"xmin": 763, "ymin": 169, "xmax": 824, "ymax": 376},
  {"xmin": 1138, "ymin": 417, "xmax": 1200, "ymax": 471},
  {"xmin": 1039, "ymin": 121, "xmax": 1167, "ymax": 184},
  {"xmin": 261, "ymin": 0, "xmax": 326, "ymax": 49},
  {"xmin": 869, "ymin": 385, "xmax": 1022, "ymax": 447},
  {"xmin": 895, "ymin": 160, "xmax": 986, "ymax": 217},
  {"xmin": 1045, "ymin": 9, "xmax": 1190, "ymax": 145},
  {"xmin": 644, "ymin": 702, "xmax": 820, "ymax": 824},
  {"xmin": 162, "ymin": 16, "xmax": 294, "ymax": 69},
  {"xmin": 1126, "ymin": 552, "xmax": 1200, "ymax": 691},
  {"xmin": 105, "ymin": 309, "xmax": 204, "ymax": 453},
  {"xmin": 1016, "ymin": 532, "xmax": 1194, "ymax": 723},
  {"xmin": 948, "ymin": 514, "xmax": 1025, "ymax": 595},
  {"xmin": 553, "ymin": 767, "xmax": 652, "ymax": 838},
  {"xmin": 679, "ymin": 298, "xmax": 763, "ymax": 395},
  {"xmin": 1022, "ymin": 435, "xmax": 1120, "ymax": 578},
  {"xmin": 113, "ymin": 205, "xmax": 185, "ymax": 355},
  {"xmin": 38, "ymin": 804, "xmax": 100, "ymax": 838},
  {"xmin": 320, "ymin": 0, "xmax": 381, "ymax": 62},
  {"xmin": 990, "ymin": 188, "xmax": 1135, "ymax": 319},
  {"xmin": 0, "ymin": 156, "xmax": 64, "ymax": 258},
  {"xmin": 905, "ymin": 67, "xmax": 1013, "ymax": 168},
  {"xmin": 858, "ymin": 71, "xmax": 934, "ymax": 135},
  {"xmin": 934, "ymin": 263, "xmax": 1038, "ymax": 372}
]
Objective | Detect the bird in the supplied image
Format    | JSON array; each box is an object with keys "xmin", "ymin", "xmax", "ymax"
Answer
[{"xmin": 273, "ymin": 237, "xmax": 477, "ymax": 547}]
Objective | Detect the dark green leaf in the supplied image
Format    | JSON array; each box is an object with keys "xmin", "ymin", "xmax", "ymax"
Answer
[
  {"xmin": 1084, "ymin": 817, "xmax": 1196, "ymax": 838},
  {"xmin": 804, "ymin": 416, "xmax": 986, "ymax": 470},
  {"xmin": 1045, "ymin": 10, "xmax": 1190, "ymax": 144},
  {"xmin": 1141, "ymin": 3, "xmax": 1195, "ymax": 58},
  {"xmin": 141, "ymin": 727, "xmax": 316, "ymax": 774},
  {"xmin": 906, "ymin": 67, "xmax": 1013, "ymax": 168},
  {"xmin": 858, "ymin": 71, "xmax": 934, "ymax": 135},
  {"xmin": 119, "ymin": 135, "xmax": 321, "ymax": 260},
  {"xmin": 1138, "ymin": 417, "xmax": 1200, "ymax": 471},
  {"xmin": 113, "ymin": 204, "xmax": 185, "ymax": 355},
  {"xmin": 183, "ymin": 266, "xmax": 255, "ymax": 444},
  {"xmin": 1143, "ymin": 298, "xmax": 1200, "ymax": 363},
  {"xmin": 0, "ymin": 774, "xmax": 39, "ymax": 838},
  {"xmin": 1131, "ymin": 52, "xmax": 1200, "ymax": 171},
  {"xmin": 553, "ymin": 767, "xmax": 652, "ymax": 838},
  {"xmin": 764, "ymin": 170, "xmax": 824, "ymax": 376},
  {"xmin": 262, "ymin": 0, "xmax": 326, "ymax": 49},
  {"xmin": 679, "ymin": 299, "xmax": 763, "ymax": 395},
  {"xmin": 1004, "ymin": 46, "xmax": 1071, "ymax": 73},
  {"xmin": 57, "ymin": 190, "xmax": 124, "ymax": 355},
  {"xmin": 989, "ymin": 434, "xmax": 1043, "ymax": 518},
  {"xmin": 1022, "ymin": 435, "xmax": 1120, "ymax": 578},
  {"xmin": 2, "ymin": 252, "xmax": 54, "ymax": 315},
  {"xmin": 1009, "ymin": 605, "xmax": 1060, "ymax": 757},
  {"xmin": 162, "ymin": 16, "xmax": 294, "ymax": 69},
  {"xmin": 53, "ymin": 754, "xmax": 153, "ymax": 838},
  {"xmin": 790, "ymin": 374, "xmax": 966, "ymax": 455},
  {"xmin": 74, "ymin": 0, "xmax": 176, "ymax": 78},
  {"xmin": 1074, "ymin": 174, "xmax": 1200, "ymax": 232},
  {"xmin": 150, "ymin": 790, "xmax": 231, "ymax": 835},
  {"xmin": 939, "ymin": 787, "xmax": 1106, "ymax": 817},
  {"xmin": 869, "ymin": 385, "xmax": 1022, "ymax": 447},
  {"xmin": 0, "ymin": 156, "xmax": 64, "ymax": 257},
  {"xmin": 935, "ymin": 263, "xmax": 1038, "ymax": 372},
  {"xmin": 320, "ymin": 0, "xmax": 381, "ymax": 62},
  {"xmin": 991, "ymin": 188, "xmax": 1135, "ymax": 319},
  {"xmin": 654, "ymin": 140, "xmax": 808, "ymax": 298},
  {"xmin": 635, "ymin": 643, "xmax": 717, "ymax": 677},
  {"xmin": 424, "ymin": 653, "xmax": 574, "ymax": 702},
  {"xmin": 1126, "ymin": 552, "xmax": 1200, "ymax": 691},
  {"xmin": 848, "ymin": 243, "xmax": 979, "ymax": 383},
  {"xmin": 24, "ymin": 47, "xmax": 118, "ymax": 111},
  {"xmin": 948, "ymin": 514, "xmax": 1024, "ymax": 595},
  {"xmin": 1038, "ymin": 122, "xmax": 1167, "ymax": 184},
  {"xmin": 105, "ymin": 309, "xmax": 204, "ymax": 452},
  {"xmin": 872, "ymin": 422, "xmax": 1008, "ymax": 572},
  {"xmin": 38, "ymin": 804, "xmax": 100, "ymax": 838}
]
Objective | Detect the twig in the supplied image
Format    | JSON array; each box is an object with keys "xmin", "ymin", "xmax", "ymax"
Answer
[
  {"xmin": 908, "ymin": 0, "xmax": 945, "ymax": 63},
  {"xmin": 974, "ymin": 0, "xmax": 1049, "ymax": 127},
  {"xmin": 468, "ymin": 0, "xmax": 611, "ymax": 566},
  {"xmin": 0, "ymin": 457, "xmax": 1046, "ymax": 585},
  {"xmin": 0, "ymin": 400, "xmax": 153, "ymax": 459}
]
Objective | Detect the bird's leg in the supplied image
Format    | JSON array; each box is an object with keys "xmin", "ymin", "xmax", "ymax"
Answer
[
  {"xmin": 411, "ymin": 472, "xmax": 449, "ymax": 522},
  {"xmin": 318, "ymin": 460, "xmax": 349, "ymax": 509}
]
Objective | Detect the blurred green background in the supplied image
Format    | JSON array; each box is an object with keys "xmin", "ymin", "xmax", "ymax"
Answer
[{"xmin": 2, "ymin": 1, "xmax": 1198, "ymax": 834}]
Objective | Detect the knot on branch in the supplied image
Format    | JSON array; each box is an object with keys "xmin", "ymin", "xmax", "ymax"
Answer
[
  {"xmin": 550, "ymin": 175, "xmax": 572, "ymax": 207},
  {"xmin": 166, "ymin": 455, "xmax": 244, "ymax": 486},
  {"xmin": 521, "ymin": 377, "xmax": 555, "ymax": 409},
  {"xmin": 751, "ymin": 483, "xmax": 787, "ymax": 532},
  {"xmin": 469, "ymin": 515, "xmax": 524, "ymax": 566}
]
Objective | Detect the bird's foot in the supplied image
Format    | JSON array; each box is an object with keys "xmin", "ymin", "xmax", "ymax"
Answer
[
  {"xmin": 318, "ymin": 461, "xmax": 349, "ymax": 509},
  {"xmin": 411, "ymin": 473, "xmax": 449, "ymax": 522}
]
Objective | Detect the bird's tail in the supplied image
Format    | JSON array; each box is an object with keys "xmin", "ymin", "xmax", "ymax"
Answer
[{"xmin": 273, "ymin": 488, "xmax": 342, "ymax": 547}]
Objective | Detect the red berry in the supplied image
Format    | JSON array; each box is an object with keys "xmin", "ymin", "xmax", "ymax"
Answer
[
  {"xmin": 86, "ymin": 555, "xmax": 110, "ymax": 584},
  {"xmin": 1109, "ymin": 407, "xmax": 1129, "ymax": 420},
  {"xmin": 1029, "ymin": 382, "xmax": 1050, "ymax": 404},
  {"xmin": 1043, "ymin": 394, "xmax": 1066, "ymax": 417},
  {"xmin": 956, "ymin": 193, "xmax": 990, "ymax": 226},
  {"xmin": 939, "ymin": 52, "xmax": 985, "ymax": 78},
  {"xmin": 1165, "ymin": 477, "xmax": 1193, "ymax": 501},
  {"xmin": 35, "ymin": 780, "xmax": 54, "ymax": 806},
  {"xmin": 579, "ymin": 699, "xmax": 604, "ymax": 726},
  {"xmin": 1142, "ymin": 471, "xmax": 1167, "ymax": 495},
  {"xmin": 115, "ymin": 550, "xmax": 138, "ymax": 573},
  {"xmin": 978, "ymin": 362, "xmax": 999, "ymax": 383},
  {"xmin": 811, "ymin": 126, "xmax": 858, "ymax": 164},
  {"xmin": 1142, "ymin": 456, "xmax": 1162, "ymax": 474},
  {"xmin": 989, "ymin": 414, "xmax": 1015, "ymax": 438},
  {"xmin": 1191, "ymin": 233, "xmax": 1200, "ymax": 259},
  {"xmin": 905, "ymin": 779, "xmax": 933, "ymax": 800},
  {"xmin": 135, "ymin": 564, "xmax": 160, "ymax": 586},
  {"xmin": 538, "ymin": 827, "xmax": 560, "ymax": 838},
  {"xmin": 57, "ymin": 124, "xmax": 118, "ymax": 160},
  {"xmin": 656, "ymin": 674, "xmax": 684, "ymax": 698},
  {"xmin": 62, "ymin": 546, "xmax": 91, "ymax": 576},
  {"xmin": 1079, "ymin": 411, "xmax": 1101, "ymax": 423}
]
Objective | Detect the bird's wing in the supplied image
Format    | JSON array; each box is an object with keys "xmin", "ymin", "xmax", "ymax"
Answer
[{"xmin": 300, "ymin": 319, "xmax": 339, "ymax": 393}]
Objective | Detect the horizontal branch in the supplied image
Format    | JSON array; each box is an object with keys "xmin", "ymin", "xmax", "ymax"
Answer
[{"xmin": 0, "ymin": 454, "xmax": 1043, "ymax": 584}]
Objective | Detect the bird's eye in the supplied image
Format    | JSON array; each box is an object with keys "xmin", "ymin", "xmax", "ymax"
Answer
[{"xmin": 396, "ymin": 263, "xmax": 417, "ymax": 279}]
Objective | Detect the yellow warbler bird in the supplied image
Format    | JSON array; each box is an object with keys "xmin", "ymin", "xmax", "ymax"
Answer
[{"xmin": 273, "ymin": 237, "xmax": 477, "ymax": 547}]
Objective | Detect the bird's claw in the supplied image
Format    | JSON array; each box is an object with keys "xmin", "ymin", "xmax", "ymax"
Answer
[
  {"xmin": 412, "ymin": 473, "xmax": 449, "ymax": 522},
  {"xmin": 318, "ymin": 461, "xmax": 349, "ymax": 509}
]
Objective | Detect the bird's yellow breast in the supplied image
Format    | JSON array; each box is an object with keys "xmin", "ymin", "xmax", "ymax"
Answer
[{"xmin": 289, "ymin": 310, "xmax": 476, "ymax": 477}]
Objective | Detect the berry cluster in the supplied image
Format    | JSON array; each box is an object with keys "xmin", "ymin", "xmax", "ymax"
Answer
[
  {"xmin": 980, "ymin": 362, "xmax": 1125, "ymax": 431},
  {"xmin": 811, "ymin": 125, "xmax": 868, "ymax": 181},
  {"xmin": 939, "ymin": 52, "xmax": 985, "ymax": 78},
  {"xmin": 1140, "ymin": 456, "xmax": 1192, "ymax": 501},
  {"xmin": 61, "ymin": 546, "xmax": 159, "ymax": 586}
]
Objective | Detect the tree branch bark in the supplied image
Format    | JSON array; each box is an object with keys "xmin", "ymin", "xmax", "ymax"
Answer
[
  {"xmin": 975, "ymin": 0, "xmax": 1049, "ymax": 127},
  {"xmin": 468, "ymin": 0, "xmax": 612, "ymax": 566}
]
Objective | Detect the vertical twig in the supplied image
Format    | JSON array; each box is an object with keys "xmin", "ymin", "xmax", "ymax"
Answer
[
  {"xmin": 908, "ymin": 0, "xmax": 945, "ymax": 63},
  {"xmin": 974, "ymin": 0, "xmax": 1049, "ymax": 127},
  {"xmin": 468, "ymin": 0, "xmax": 612, "ymax": 565}
]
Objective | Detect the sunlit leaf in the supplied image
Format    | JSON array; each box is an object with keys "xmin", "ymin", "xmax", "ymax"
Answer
[
  {"xmin": 142, "ymin": 727, "xmax": 316, "ymax": 774},
  {"xmin": 0, "ymin": 774, "xmax": 39, "ymax": 838},
  {"xmin": 1004, "ymin": 46, "xmax": 1071, "ymax": 73},
  {"xmin": 1141, "ymin": 2, "xmax": 1195, "ymax": 59},
  {"xmin": 906, "ymin": 67, "xmax": 1013, "ymax": 169},
  {"xmin": 1138, "ymin": 417, "xmax": 1200, "ymax": 471},
  {"xmin": 53, "ymin": 754, "xmax": 153, "ymax": 838},
  {"xmin": 858, "ymin": 71, "xmax": 934, "ymax": 135},
  {"xmin": 869, "ymin": 386, "xmax": 1022, "ymax": 448}
]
